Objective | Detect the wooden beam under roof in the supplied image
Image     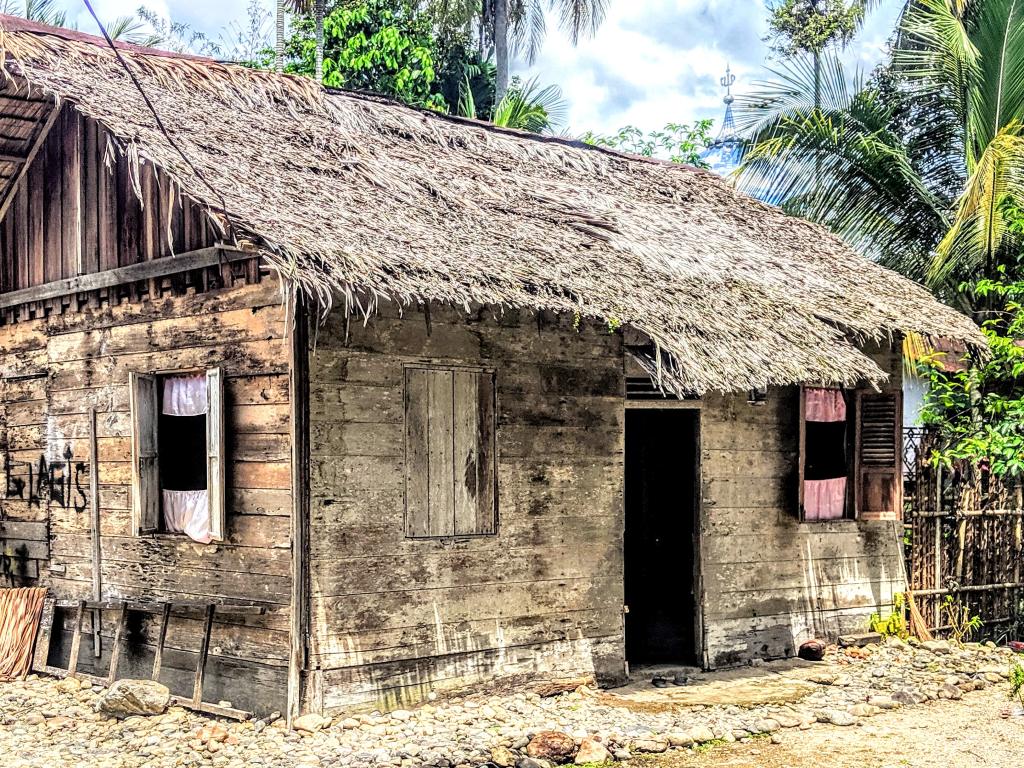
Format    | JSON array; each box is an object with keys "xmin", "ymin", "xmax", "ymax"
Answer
[
  {"xmin": 0, "ymin": 245, "xmax": 255, "ymax": 309},
  {"xmin": 0, "ymin": 101, "xmax": 59, "ymax": 224}
]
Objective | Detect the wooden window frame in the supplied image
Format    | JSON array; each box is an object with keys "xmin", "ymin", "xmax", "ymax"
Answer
[
  {"xmin": 129, "ymin": 367, "xmax": 226, "ymax": 542},
  {"xmin": 798, "ymin": 386, "xmax": 903, "ymax": 522},
  {"xmin": 403, "ymin": 364, "xmax": 498, "ymax": 539}
]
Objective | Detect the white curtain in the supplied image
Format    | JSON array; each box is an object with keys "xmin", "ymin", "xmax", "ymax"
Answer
[
  {"xmin": 162, "ymin": 374, "xmax": 212, "ymax": 544},
  {"xmin": 163, "ymin": 489, "xmax": 213, "ymax": 544},
  {"xmin": 162, "ymin": 374, "xmax": 207, "ymax": 416}
]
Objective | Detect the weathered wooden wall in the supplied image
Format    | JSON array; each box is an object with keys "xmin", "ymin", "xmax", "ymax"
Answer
[
  {"xmin": 699, "ymin": 344, "xmax": 906, "ymax": 666},
  {"xmin": 306, "ymin": 302, "xmax": 626, "ymax": 713},
  {"xmin": 0, "ymin": 272, "xmax": 292, "ymax": 713},
  {"xmin": 0, "ymin": 105, "xmax": 217, "ymax": 294}
]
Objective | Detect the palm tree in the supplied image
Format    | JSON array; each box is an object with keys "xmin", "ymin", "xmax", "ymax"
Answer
[
  {"xmin": 490, "ymin": 0, "xmax": 608, "ymax": 104},
  {"xmin": 736, "ymin": 0, "xmax": 1024, "ymax": 304},
  {"xmin": 276, "ymin": 0, "xmax": 325, "ymax": 79}
]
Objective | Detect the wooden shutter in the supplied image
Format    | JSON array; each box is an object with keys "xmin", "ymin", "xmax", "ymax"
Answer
[
  {"xmin": 855, "ymin": 391, "xmax": 902, "ymax": 520},
  {"xmin": 129, "ymin": 371, "xmax": 160, "ymax": 534},
  {"xmin": 453, "ymin": 370, "xmax": 496, "ymax": 535},
  {"xmin": 405, "ymin": 367, "xmax": 496, "ymax": 538},
  {"xmin": 206, "ymin": 367, "xmax": 226, "ymax": 542}
]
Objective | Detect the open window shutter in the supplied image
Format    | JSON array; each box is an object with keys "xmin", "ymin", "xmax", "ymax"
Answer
[
  {"xmin": 855, "ymin": 391, "xmax": 902, "ymax": 520},
  {"xmin": 206, "ymin": 367, "xmax": 226, "ymax": 542},
  {"xmin": 129, "ymin": 371, "xmax": 160, "ymax": 534}
]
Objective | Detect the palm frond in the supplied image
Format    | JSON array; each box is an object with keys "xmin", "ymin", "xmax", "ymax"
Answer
[
  {"xmin": 967, "ymin": 0, "xmax": 1024, "ymax": 159},
  {"xmin": 736, "ymin": 92, "xmax": 949, "ymax": 283},
  {"xmin": 491, "ymin": 76, "xmax": 566, "ymax": 133},
  {"xmin": 457, "ymin": 73, "xmax": 478, "ymax": 120},
  {"xmin": 508, "ymin": 0, "xmax": 546, "ymax": 63},
  {"xmin": 931, "ymin": 122, "xmax": 1024, "ymax": 285},
  {"xmin": 733, "ymin": 54, "xmax": 858, "ymax": 136},
  {"xmin": 895, "ymin": 0, "xmax": 978, "ymax": 164}
]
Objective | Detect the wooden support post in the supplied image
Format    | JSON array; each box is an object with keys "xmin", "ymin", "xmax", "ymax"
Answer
[
  {"xmin": 152, "ymin": 602, "xmax": 171, "ymax": 682},
  {"xmin": 107, "ymin": 601, "xmax": 128, "ymax": 686},
  {"xmin": 66, "ymin": 600, "xmax": 86, "ymax": 676},
  {"xmin": 287, "ymin": 292, "xmax": 311, "ymax": 726},
  {"xmin": 192, "ymin": 604, "xmax": 215, "ymax": 708},
  {"xmin": 933, "ymin": 466, "xmax": 943, "ymax": 631},
  {"xmin": 89, "ymin": 407, "xmax": 102, "ymax": 658}
]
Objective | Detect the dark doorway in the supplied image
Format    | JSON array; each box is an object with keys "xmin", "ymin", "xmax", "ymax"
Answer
[{"xmin": 624, "ymin": 408, "xmax": 700, "ymax": 665}]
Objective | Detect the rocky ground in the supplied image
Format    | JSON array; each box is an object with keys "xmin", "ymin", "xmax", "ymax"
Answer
[{"xmin": 0, "ymin": 638, "xmax": 1018, "ymax": 768}]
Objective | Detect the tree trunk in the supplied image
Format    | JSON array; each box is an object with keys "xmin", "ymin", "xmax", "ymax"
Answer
[
  {"xmin": 276, "ymin": 0, "xmax": 286, "ymax": 73},
  {"xmin": 493, "ymin": 0, "xmax": 509, "ymax": 107},
  {"xmin": 315, "ymin": 0, "xmax": 325, "ymax": 82}
]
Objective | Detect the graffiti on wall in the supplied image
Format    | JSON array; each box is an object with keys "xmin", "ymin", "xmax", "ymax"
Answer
[{"xmin": 2, "ymin": 444, "xmax": 90, "ymax": 514}]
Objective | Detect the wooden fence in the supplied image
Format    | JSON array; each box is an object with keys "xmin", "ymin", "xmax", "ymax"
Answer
[{"xmin": 904, "ymin": 427, "xmax": 1024, "ymax": 640}]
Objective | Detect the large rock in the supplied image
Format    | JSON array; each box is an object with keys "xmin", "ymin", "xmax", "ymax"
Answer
[
  {"xmin": 94, "ymin": 679, "xmax": 170, "ymax": 718},
  {"xmin": 293, "ymin": 713, "xmax": 331, "ymax": 732},
  {"xmin": 574, "ymin": 738, "xmax": 610, "ymax": 764},
  {"xmin": 525, "ymin": 731, "xmax": 575, "ymax": 763},
  {"xmin": 798, "ymin": 640, "xmax": 827, "ymax": 661}
]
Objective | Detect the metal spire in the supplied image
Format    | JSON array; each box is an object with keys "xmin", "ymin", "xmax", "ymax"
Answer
[{"xmin": 702, "ymin": 63, "xmax": 743, "ymax": 174}]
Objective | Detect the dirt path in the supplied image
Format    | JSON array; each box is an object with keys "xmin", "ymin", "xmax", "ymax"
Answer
[{"xmin": 645, "ymin": 684, "xmax": 1018, "ymax": 768}]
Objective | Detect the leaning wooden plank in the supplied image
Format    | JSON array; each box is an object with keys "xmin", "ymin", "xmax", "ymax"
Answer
[
  {"xmin": 29, "ymin": 597, "xmax": 55, "ymax": 674},
  {"xmin": 66, "ymin": 600, "xmax": 85, "ymax": 676},
  {"xmin": 106, "ymin": 601, "xmax": 128, "ymax": 686},
  {"xmin": 169, "ymin": 696, "xmax": 251, "ymax": 721},
  {"xmin": 151, "ymin": 602, "xmax": 170, "ymax": 681},
  {"xmin": 192, "ymin": 604, "xmax": 215, "ymax": 708},
  {"xmin": 0, "ymin": 246, "xmax": 255, "ymax": 309}
]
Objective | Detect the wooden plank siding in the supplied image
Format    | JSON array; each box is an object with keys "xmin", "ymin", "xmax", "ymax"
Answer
[
  {"xmin": 0, "ymin": 276, "xmax": 292, "ymax": 715},
  {"xmin": 698, "ymin": 342, "xmax": 906, "ymax": 668},
  {"xmin": 306, "ymin": 302, "xmax": 627, "ymax": 714},
  {"xmin": 0, "ymin": 107, "xmax": 216, "ymax": 295}
]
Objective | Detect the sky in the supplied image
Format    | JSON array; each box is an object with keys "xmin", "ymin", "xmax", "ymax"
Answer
[{"xmin": 53, "ymin": 0, "xmax": 904, "ymax": 137}]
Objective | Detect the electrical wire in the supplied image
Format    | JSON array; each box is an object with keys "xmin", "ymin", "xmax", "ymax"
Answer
[{"xmin": 80, "ymin": 0, "xmax": 235, "ymax": 240}]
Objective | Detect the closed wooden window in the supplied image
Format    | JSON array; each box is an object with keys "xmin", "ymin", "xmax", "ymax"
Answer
[
  {"xmin": 404, "ymin": 366, "xmax": 496, "ymax": 538},
  {"xmin": 854, "ymin": 391, "xmax": 902, "ymax": 520},
  {"xmin": 129, "ymin": 368, "xmax": 225, "ymax": 541}
]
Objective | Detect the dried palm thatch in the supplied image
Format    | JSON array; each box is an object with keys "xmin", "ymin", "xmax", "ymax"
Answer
[
  {"xmin": 0, "ymin": 16, "xmax": 984, "ymax": 394},
  {"xmin": 0, "ymin": 587, "xmax": 47, "ymax": 680}
]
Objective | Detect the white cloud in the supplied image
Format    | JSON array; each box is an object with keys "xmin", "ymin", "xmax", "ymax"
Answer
[
  {"xmin": 49, "ymin": 0, "xmax": 902, "ymax": 138},
  {"xmin": 522, "ymin": 0, "xmax": 903, "ymax": 136}
]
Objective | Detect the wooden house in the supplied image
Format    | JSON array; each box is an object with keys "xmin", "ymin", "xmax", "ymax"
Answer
[{"xmin": 0, "ymin": 18, "xmax": 982, "ymax": 720}]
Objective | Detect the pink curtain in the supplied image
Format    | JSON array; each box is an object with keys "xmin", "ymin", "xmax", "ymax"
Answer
[
  {"xmin": 163, "ymin": 489, "xmax": 212, "ymax": 544},
  {"xmin": 162, "ymin": 374, "xmax": 207, "ymax": 416},
  {"xmin": 805, "ymin": 387, "xmax": 846, "ymax": 422},
  {"xmin": 804, "ymin": 477, "xmax": 847, "ymax": 520}
]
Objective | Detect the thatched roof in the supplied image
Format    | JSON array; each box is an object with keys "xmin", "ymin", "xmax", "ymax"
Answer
[{"xmin": 0, "ymin": 16, "xmax": 983, "ymax": 394}]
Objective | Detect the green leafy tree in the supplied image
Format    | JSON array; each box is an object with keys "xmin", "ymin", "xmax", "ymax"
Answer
[
  {"xmin": 765, "ymin": 0, "xmax": 875, "ymax": 109},
  {"xmin": 582, "ymin": 120, "xmax": 714, "ymax": 167},
  {"xmin": 919, "ymin": 269, "xmax": 1024, "ymax": 477},
  {"xmin": 766, "ymin": 0, "xmax": 868, "ymax": 57},
  {"xmin": 736, "ymin": 0, "xmax": 1024, "ymax": 303},
  {"xmin": 285, "ymin": 0, "xmax": 443, "ymax": 107}
]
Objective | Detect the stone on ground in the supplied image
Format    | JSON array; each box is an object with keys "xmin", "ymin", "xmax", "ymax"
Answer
[
  {"xmin": 94, "ymin": 679, "xmax": 170, "ymax": 718},
  {"xmin": 525, "ymin": 731, "xmax": 575, "ymax": 762},
  {"xmin": 574, "ymin": 738, "xmax": 610, "ymax": 764}
]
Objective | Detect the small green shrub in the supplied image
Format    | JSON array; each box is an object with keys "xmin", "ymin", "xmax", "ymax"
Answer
[{"xmin": 869, "ymin": 592, "xmax": 909, "ymax": 639}]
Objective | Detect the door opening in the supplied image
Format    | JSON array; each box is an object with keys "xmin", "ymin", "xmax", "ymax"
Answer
[{"xmin": 624, "ymin": 408, "xmax": 700, "ymax": 666}]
